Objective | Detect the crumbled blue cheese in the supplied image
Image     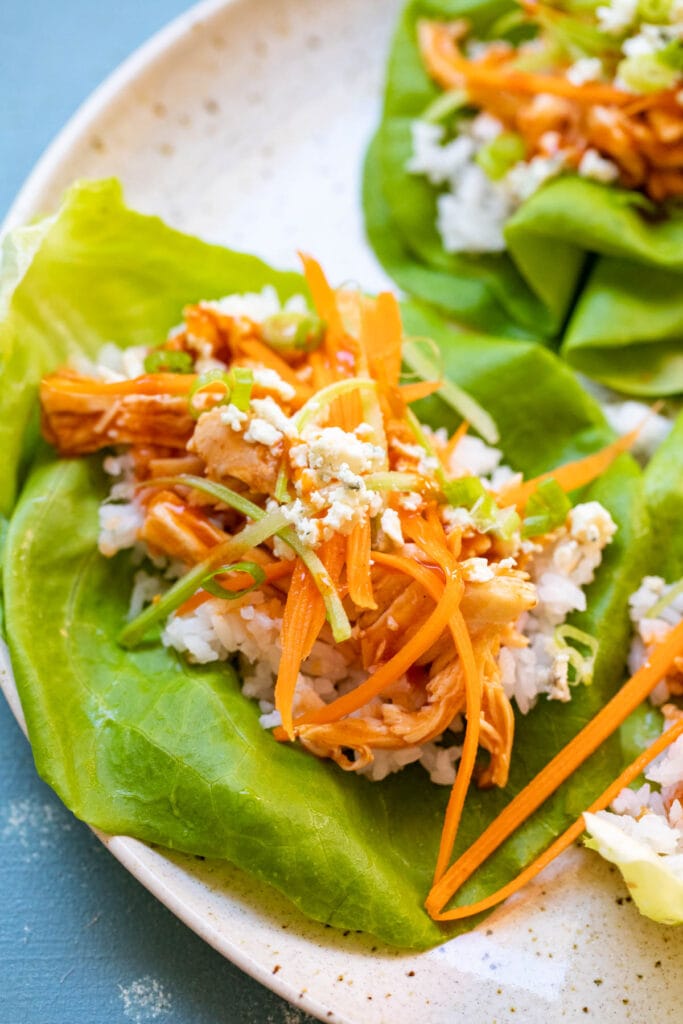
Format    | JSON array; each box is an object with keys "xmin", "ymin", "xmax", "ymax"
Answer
[
  {"xmin": 220, "ymin": 403, "xmax": 249, "ymax": 431},
  {"xmin": 461, "ymin": 557, "xmax": 496, "ymax": 583},
  {"xmin": 568, "ymin": 501, "xmax": 617, "ymax": 547},
  {"xmin": 243, "ymin": 395, "xmax": 296, "ymax": 445},
  {"xmin": 380, "ymin": 508, "xmax": 404, "ymax": 547},
  {"xmin": 596, "ymin": 0, "xmax": 638, "ymax": 34},
  {"xmin": 566, "ymin": 57, "xmax": 604, "ymax": 85},
  {"xmin": 304, "ymin": 426, "xmax": 385, "ymax": 481},
  {"xmin": 244, "ymin": 418, "xmax": 282, "ymax": 447},
  {"xmin": 252, "ymin": 367, "xmax": 296, "ymax": 401},
  {"xmin": 578, "ymin": 148, "xmax": 620, "ymax": 183}
]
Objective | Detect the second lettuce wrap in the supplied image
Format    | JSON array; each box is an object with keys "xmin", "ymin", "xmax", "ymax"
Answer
[{"xmin": 364, "ymin": 0, "xmax": 683, "ymax": 396}]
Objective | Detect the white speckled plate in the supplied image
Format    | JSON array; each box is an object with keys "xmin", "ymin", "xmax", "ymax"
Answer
[{"xmin": 2, "ymin": 1, "xmax": 682, "ymax": 1021}]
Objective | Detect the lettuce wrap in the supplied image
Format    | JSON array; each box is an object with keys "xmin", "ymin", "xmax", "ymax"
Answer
[
  {"xmin": 364, "ymin": 0, "xmax": 683, "ymax": 396},
  {"xmin": 0, "ymin": 179, "xmax": 666, "ymax": 948}
]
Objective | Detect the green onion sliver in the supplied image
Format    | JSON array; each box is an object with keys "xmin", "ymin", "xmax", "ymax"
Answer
[
  {"xmin": 522, "ymin": 478, "xmax": 571, "ymax": 539},
  {"xmin": 423, "ymin": 89, "xmax": 469, "ymax": 125},
  {"xmin": 201, "ymin": 560, "xmax": 266, "ymax": 600},
  {"xmin": 365, "ymin": 471, "xmax": 427, "ymax": 493},
  {"xmin": 294, "ymin": 377, "xmax": 377, "ymax": 432},
  {"xmin": 405, "ymin": 408, "xmax": 448, "ymax": 490},
  {"xmin": 126, "ymin": 474, "xmax": 351, "ymax": 643},
  {"xmin": 554, "ymin": 624, "xmax": 599, "ymax": 686},
  {"xmin": 143, "ymin": 348, "xmax": 194, "ymax": 374},
  {"xmin": 402, "ymin": 339, "xmax": 499, "ymax": 444},
  {"xmin": 229, "ymin": 367, "xmax": 254, "ymax": 412},
  {"xmin": 118, "ymin": 507, "xmax": 289, "ymax": 648},
  {"xmin": 647, "ymin": 576, "xmax": 683, "ymax": 619},
  {"xmin": 442, "ymin": 476, "xmax": 486, "ymax": 509},
  {"xmin": 188, "ymin": 369, "xmax": 232, "ymax": 419},
  {"xmin": 120, "ymin": 507, "xmax": 287, "ymax": 644}
]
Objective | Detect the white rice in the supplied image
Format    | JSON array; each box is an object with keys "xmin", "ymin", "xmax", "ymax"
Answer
[
  {"xmin": 628, "ymin": 576, "xmax": 683, "ymax": 704},
  {"xmin": 587, "ymin": 728, "xmax": 683, "ymax": 860},
  {"xmin": 602, "ymin": 400, "xmax": 673, "ymax": 461},
  {"xmin": 499, "ymin": 502, "xmax": 617, "ymax": 713}
]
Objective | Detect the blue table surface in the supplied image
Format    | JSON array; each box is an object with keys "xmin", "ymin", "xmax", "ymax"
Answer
[{"xmin": 1, "ymin": 3, "xmax": 317, "ymax": 1022}]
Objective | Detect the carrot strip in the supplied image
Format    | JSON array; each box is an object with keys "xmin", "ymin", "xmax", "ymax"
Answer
[
  {"xmin": 299, "ymin": 252, "xmax": 344, "ymax": 340},
  {"xmin": 419, "ymin": 20, "xmax": 639, "ymax": 107},
  {"xmin": 499, "ymin": 425, "xmax": 640, "ymax": 510},
  {"xmin": 362, "ymin": 291, "xmax": 404, "ymax": 390},
  {"xmin": 42, "ymin": 372, "xmax": 197, "ymax": 397},
  {"xmin": 398, "ymin": 380, "xmax": 443, "ymax": 403},
  {"xmin": 426, "ymin": 617, "xmax": 683, "ymax": 917},
  {"xmin": 238, "ymin": 338, "xmax": 312, "ymax": 399},
  {"xmin": 366, "ymin": 549, "xmax": 483, "ymax": 873},
  {"xmin": 443, "ymin": 419, "xmax": 470, "ymax": 461},
  {"xmin": 176, "ymin": 560, "xmax": 294, "ymax": 616},
  {"xmin": 347, "ymin": 520, "xmax": 377, "ymax": 610},
  {"xmin": 428, "ymin": 715, "xmax": 683, "ymax": 920},
  {"xmin": 275, "ymin": 560, "xmax": 325, "ymax": 739},
  {"xmin": 291, "ymin": 570, "xmax": 464, "ymax": 728},
  {"xmin": 432, "ymin": 608, "xmax": 481, "ymax": 884}
]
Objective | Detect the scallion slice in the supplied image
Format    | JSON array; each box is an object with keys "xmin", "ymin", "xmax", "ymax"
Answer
[
  {"xmin": 522, "ymin": 478, "xmax": 571, "ymax": 538},
  {"xmin": 188, "ymin": 370, "xmax": 232, "ymax": 419},
  {"xmin": 143, "ymin": 349, "xmax": 194, "ymax": 374},
  {"xmin": 200, "ymin": 560, "xmax": 266, "ymax": 600},
  {"xmin": 125, "ymin": 474, "xmax": 351, "ymax": 643}
]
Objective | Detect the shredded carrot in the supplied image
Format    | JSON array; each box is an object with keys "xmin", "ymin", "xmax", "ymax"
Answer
[
  {"xmin": 426, "ymin": 617, "xmax": 683, "ymax": 918},
  {"xmin": 443, "ymin": 419, "xmax": 470, "ymax": 461},
  {"xmin": 275, "ymin": 561, "xmax": 325, "ymax": 739},
  {"xmin": 499, "ymin": 425, "xmax": 641, "ymax": 510},
  {"xmin": 432, "ymin": 609, "xmax": 481, "ymax": 884},
  {"xmin": 237, "ymin": 338, "xmax": 312, "ymax": 400},
  {"xmin": 428, "ymin": 714, "xmax": 683, "ymax": 920},
  {"xmin": 299, "ymin": 252, "xmax": 345, "ymax": 342},
  {"xmin": 290, "ymin": 567, "xmax": 464, "ymax": 729},
  {"xmin": 398, "ymin": 379, "xmax": 443, "ymax": 403},
  {"xmin": 41, "ymin": 372, "xmax": 197, "ymax": 397},
  {"xmin": 347, "ymin": 520, "xmax": 377, "ymax": 610},
  {"xmin": 362, "ymin": 291, "xmax": 404, "ymax": 391},
  {"xmin": 419, "ymin": 19, "xmax": 642, "ymax": 107},
  {"xmin": 176, "ymin": 560, "xmax": 294, "ymax": 617}
]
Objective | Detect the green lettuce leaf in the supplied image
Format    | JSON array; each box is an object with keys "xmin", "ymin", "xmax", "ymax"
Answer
[
  {"xmin": 365, "ymin": 0, "xmax": 683, "ymax": 394},
  {"xmin": 1, "ymin": 179, "xmax": 655, "ymax": 947},
  {"xmin": 0, "ymin": 179, "xmax": 303, "ymax": 517}
]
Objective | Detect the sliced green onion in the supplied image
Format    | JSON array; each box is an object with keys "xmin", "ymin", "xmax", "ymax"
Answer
[
  {"xmin": 488, "ymin": 8, "xmax": 529, "ymax": 38},
  {"xmin": 188, "ymin": 370, "xmax": 232, "ymax": 419},
  {"xmin": 442, "ymin": 476, "xmax": 486, "ymax": 509},
  {"xmin": 638, "ymin": 0, "xmax": 673, "ymax": 24},
  {"xmin": 119, "ymin": 507, "xmax": 290, "ymax": 648},
  {"xmin": 273, "ymin": 460, "xmax": 290, "ymax": 504},
  {"xmin": 261, "ymin": 312, "xmax": 325, "ymax": 355},
  {"xmin": 405, "ymin": 408, "xmax": 448, "ymax": 490},
  {"xmin": 423, "ymin": 89, "xmax": 469, "ymax": 125},
  {"xmin": 365, "ymin": 471, "xmax": 428, "ymax": 493},
  {"xmin": 200, "ymin": 560, "xmax": 266, "ymax": 600},
  {"xmin": 402, "ymin": 339, "xmax": 499, "ymax": 444},
  {"xmin": 522, "ymin": 478, "xmax": 571, "ymax": 538},
  {"xmin": 617, "ymin": 53, "xmax": 679, "ymax": 94},
  {"xmin": 494, "ymin": 505, "xmax": 522, "ymax": 542},
  {"xmin": 476, "ymin": 133, "xmax": 526, "ymax": 181},
  {"xmin": 294, "ymin": 377, "xmax": 377, "ymax": 432},
  {"xmin": 657, "ymin": 38, "xmax": 683, "ymax": 71},
  {"xmin": 127, "ymin": 474, "xmax": 351, "ymax": 643},
  {"xmin": 554, "ymin": 624, "xmax": 599, "ymax": 686},
  {"xmin": 646, "ymin": 576, "xmax": 683, "ymax": 619},
  {"xmin": 229, "ymin": 366, "xmax": 253, "ymax": 411},
  {"xmin": 143, "ymin": 348, "xmax": 194, "ymax": 374}
]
